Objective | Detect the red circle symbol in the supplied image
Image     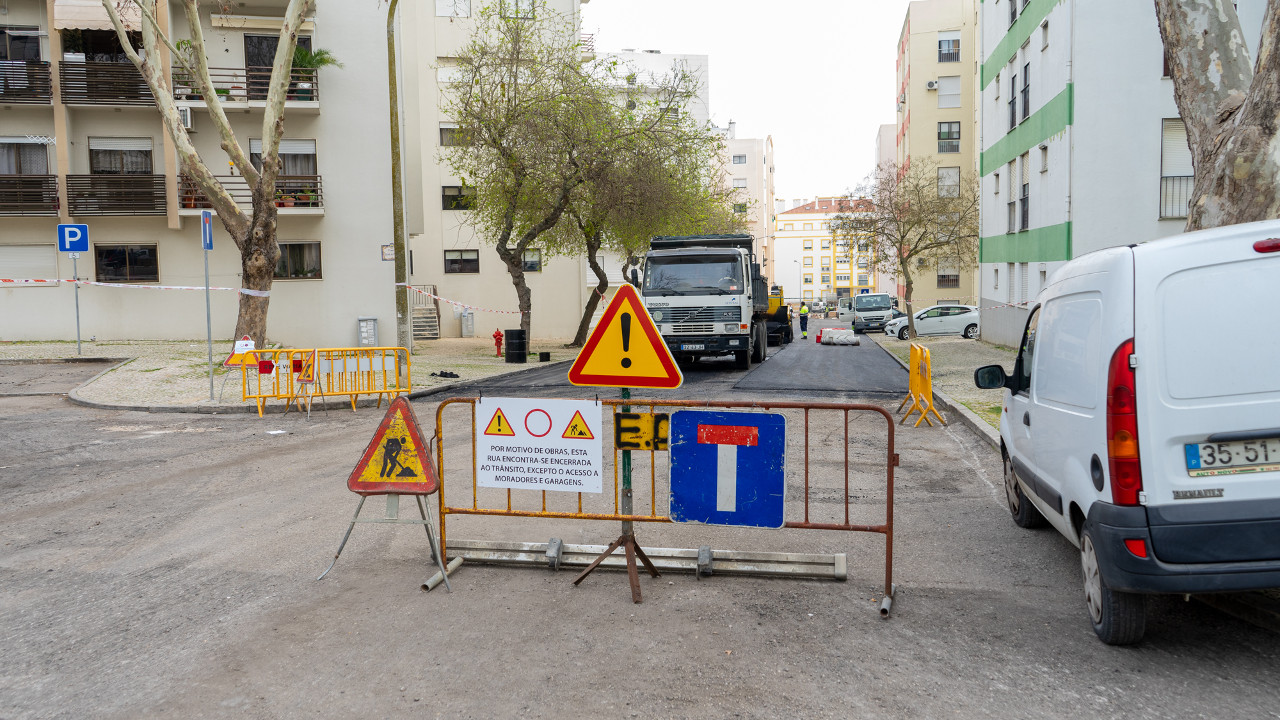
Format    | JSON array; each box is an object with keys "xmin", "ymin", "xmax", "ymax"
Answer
[{"xmin": 524, "ymin": 409, "xmax": 552, "ymax": 437}]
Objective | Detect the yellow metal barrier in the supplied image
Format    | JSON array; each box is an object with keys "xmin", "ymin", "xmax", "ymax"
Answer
[
  {"xmin": 241, "ymin": 347, "xmax": 411, "ymax": 417},
  {"xmin": 899, "ymin": 343, "xmax": 946, "ymax": 427}
]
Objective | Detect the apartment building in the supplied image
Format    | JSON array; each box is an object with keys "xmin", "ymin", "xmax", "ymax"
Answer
[
  {"xmin": 1, "ymin": 0, "xmax": 402, "ymax": 347},
  {"xmin": 893, "ymin": 0, "xmax": 979, "ymax": 310},
  {"xmin": 774, "ymin": 197, "xmax": 874, "ymax": 303},
  {"xmin": 977, "ymin": 0, "xmax": 1266, "ymax": 345},
  {"xmin": 715, "ymin": 121, "xmax": 775, "ymax": 285}
]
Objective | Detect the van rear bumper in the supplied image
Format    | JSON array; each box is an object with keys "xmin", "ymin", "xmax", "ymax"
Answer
[{"xmin": 1087, "ymin": 501, "xmax": 1280, "ymax": 594}]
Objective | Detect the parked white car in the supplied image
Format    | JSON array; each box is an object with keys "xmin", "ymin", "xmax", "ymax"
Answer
[
  {"xmin": 884, "ymin": 304, "xmax": 979, "ymax": 340},
  {"xmin": 974, "ymin": 219, "xmax": 1280, "ymax": 645}
]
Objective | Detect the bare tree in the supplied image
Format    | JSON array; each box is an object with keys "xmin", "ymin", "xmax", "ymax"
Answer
[
  {"xmin": 1156, "ymin": 0, "xmax": 1280, "ymax": 228},
  {"xmin": 831, "ymin": 158, "xmax": 979, "ymax": 338},
  {"xmin": 102, "ymin": 0, "xmax": 316, "ymax": 347}
]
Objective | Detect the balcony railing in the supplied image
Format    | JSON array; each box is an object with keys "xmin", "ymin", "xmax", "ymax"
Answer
[
  {"xmin": 66, "ymin": 174, "xmax": 166, "ymax": 216},
  {"xmin": 60, "ymin": 61, "xmax": 152, "ymax": 105},
  {"xmin": 179, "ymin": 174, "xmax": 324, "ymax": 211},
  {"xmin": 938, "ymin": 49, "xmax": 960, "ymax": 63},
  {"xmin": 0, "ymin": 61, "xmax": 53, "ymax": 104},
  {"xmin": 1160, "ymin": 175, "xmax": 1193, "ymax": 219},
  {"xmin": 579, "ymin": 34, "xmax": 595, "ymax": 53},
  {"xmin": 172, "ymin": 67, "xmax": 321, "ymax": 103},
  {"xmin": 0, "ymin": 175, "xmax": 59, "ymax": 216}
]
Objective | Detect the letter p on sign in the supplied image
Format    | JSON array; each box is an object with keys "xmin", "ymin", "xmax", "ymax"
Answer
[{"xmin": 57, "ymin": 224, "xmax": 89, "ymax": 253}]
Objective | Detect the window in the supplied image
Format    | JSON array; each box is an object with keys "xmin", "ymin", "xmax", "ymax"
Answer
[
  {"xmin": 250, "ymin": 138, "xmax": 317, "ymax": 175},
  {"xmin": 1040, "ymin": 144, "xmax": 1049, "ymax": 172},
  {"xmin": 444, "ymin": 249, "xmax": 479, "ymax": 273},
  {"xmin": 1006, "ymin": 262, "xmax": 1015, "ymax": 303},
  {"xmin": 1041, "ymin": 19, "xmax": 1049, "ymax": 49},
  {"xmin": 804, "ymin": 290, "xmax": 813, "ymax": 299},
  {"xmin": 1020, "ymin": 152, "xmax": 1030, "ymax": 231},
  {"xmin": 275, "ymin": 242, "xmax": 322, "ymax": 279},
  {"xmin": 857, "ymin": 241, "xmax": 869, "ymax": 252},
  {"xmin": 88, "ymin": 138, "xmax": 153, "ymax": 174},
  {"xmin": 803, "ymin": 239, "xmax": 813, "ymax": 250},
  {"xmin": 0, "ymin": 245, "xmax": 56, "ymax": 285},
  {"xmin": 937, "ymin": 122, "xmax": 960, "ymax": 153},
  {"xmin": 500, "ymin": 0, "xmax": 535, "ymax": 19},
  {"xmin": 938, "ymin": 31, "xmax": 960, "ymax": 62},
  {"xmin": 442, "ymin": 185, "xmax": 474, "ymax": 210},
  {"xmin": 95, "ymin": 244, "xmax": 158, "ymax": 283},
  {"xmin": 1160, "ymin": 118, "xmax": 1193, "ymax": 219},
  {"xmin": 836, "ymin": 256, "xmax": 849, "ymax": 265},
  {"xmin": 733, "ymin": 203, "xmax": 747, "ymax": 214},
  {"xmin": 995, "ymin": 71, "xmax": 1000, "ymax": 100},
  {"xmin": 937, "ymin": 166, "xmax": 960, "ymax": 197},
  {"xmin": 1007, "ymin": 160, "xmax": 1017, "ymax": 233},
  {"xmin": 439, "ymin": 123, "xmax": 469, "ymax": 146},
  {"xmin": 1, "ymin": 26, "xmax": 42, "ymax": 61},
  {"xmin": 993, "ymin": 266, "xmax": 1000, "ymax": 290},
  {"xmin": 937, "ymin": 264, "xmax": 960, "ymax": 289},
  {"xmin": 436, "ymin": 65, "xmax": 464, "ymax": 84},
  {"xmin": 821, "ymin": 273, "xmax": 831, "ymax": 284},
  {"xmin": 732, "ymin": 154, "xmax": 747, "ymax": 164},
  {"xmin": 522, "ymin": 249, "xmax": 541, "ymax": 272},
  {"xmin": 1021, "ymin": 61, "xmax": 1031, "ymax": 122},
  {"xmin": 994, "ymin": 171, "xmax": 1000, "ymax": 195},
  {"xmin": 820, "ymin": 260, "xmax": 831, "ymax": 271},
  {"xmin": 1009, "ymin": 71, "xmax": 1018, "ymax": 130},
  {"xmin": 435, "ymin": 0, "xmax": 470, "ymax": 16},
  {"xmin": 857, "ymin": 274, "xmax": 869, "ymax": 286},
  {"xmin": 1009, "ymin": 0, "xmax": 1018, "ymax": 26},
  {"xmin": 803, "ymin": 274, "xmax": 813, "ymax": 284},
  {"xmin": 836, "ymin": 274, "xmax": 850, "ymax": 282},
  {"xmin": 784, "ymin": 223, "xmax": 794, "ymax": 231},
  {"xmin": 803, "ymin": 223, "xmax": 812, "ymax": 230},
  {"xmin": 821, "ymin": 238, "xmax": 830, "ymax": 249},
  {"xmin": 732, "ymin": 178, "xmax": 747, "ymax": 189},
  {"xmin": 0, "ymin": 141, "xmax": 49, "ymax": 174},
  {"xmin": 803, "ymin": 257, "xmax": 813, "ymax": 267},
  {"xmin": 937, "ymin": 75, "xmax": 961, "ymax": 108},
  {"xmin": 1015, "ymin": 307, "xmax": 1040, "ymax": 393},
  {"xmin": 857, "ymin": 258, "xmax": 869, "ymax": 269}
]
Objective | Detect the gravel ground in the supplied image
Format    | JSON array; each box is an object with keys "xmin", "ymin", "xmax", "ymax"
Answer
[
  {"xmin": 0, "ymin": 337, "xmax": 578, "ymax": 409},
  {"xmin": 875, "ymin": 333, "xmax": 1016, "ymax": 428}
]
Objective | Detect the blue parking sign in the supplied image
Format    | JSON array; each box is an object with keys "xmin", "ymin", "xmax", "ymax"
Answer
[
  {"xmin": 57, "ymin": 224, "xmax": 89, "ymax": 252},
  {"xmin": 669, "ymin": 410, "xmax": 786, "ymax": 528}
]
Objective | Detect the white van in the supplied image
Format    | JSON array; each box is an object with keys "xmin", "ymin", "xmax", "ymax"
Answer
[
  {"xmin": 838, "ymin": 293, "xmax": 895, "ymax": 332},
  {"xmin": 974, "ymin": 220, "xmax": 1280, "ymax": 645}
]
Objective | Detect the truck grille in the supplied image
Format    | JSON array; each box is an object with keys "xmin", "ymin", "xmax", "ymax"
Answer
[
  {"xmin": 665, "ymin": 307, "xmax": 741, "ymax": 323},
  {"xmin": 672, "ymin": 324, "xmax": 715, "ymax": 335}
]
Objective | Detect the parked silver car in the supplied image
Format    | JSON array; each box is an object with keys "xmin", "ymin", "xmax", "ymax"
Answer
[{"xmin": 884, "ymin": 304, "xmax": 979, "ymax": 340}]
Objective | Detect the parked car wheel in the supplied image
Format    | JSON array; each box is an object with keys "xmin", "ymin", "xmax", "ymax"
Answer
[
  {"xmin": 1081, "ymin": 525, "xmax": 1147, "ymax": 645},
  {"xmin": 897, "ymin": 327, "xmax": 910, "ymax": 341},
  {"xmin": 963, "ymin": 323, "xmax": 979, "ymax": 339},
  {"xmin": 1004, "ymin": 450, "xmax": 1047, "ymax": 528}
]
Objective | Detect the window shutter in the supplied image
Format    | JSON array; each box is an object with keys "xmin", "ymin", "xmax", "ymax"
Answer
[
  {"xmin": 249, "ymin": 139, "xmax": 316, "ymax": 155},
  {"xmin": 0, "ymin": 245, "xmax": 57, "ymax": 282},
  {"xmin": 1161, "ymin": 119, "xmax": 1192, "ymax": 177},
  {"xmin": 88, "ymin": 137, "xmax": 152, "ymax": 151},
  {"xmin": 1020, "ymin": 153, "xmax": 1029, "ymax": 185}
]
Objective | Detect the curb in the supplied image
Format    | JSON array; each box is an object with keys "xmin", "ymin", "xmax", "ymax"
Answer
[
  {"xmin": 0, "ymin": 356, "xmax": 130, "ymax": 366},
  {"xmin": 869, "ymin": 336, "xmax": 1000, "ymax": 450}
]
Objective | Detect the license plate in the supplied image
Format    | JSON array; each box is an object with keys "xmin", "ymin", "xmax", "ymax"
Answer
[
  {"xmin": 1185, "ymin": 437, "xmax": 1280, "ymax": 477},
  {"xmin": 681, "ymin": 344, "xmax": 705, "ymax": 351}
]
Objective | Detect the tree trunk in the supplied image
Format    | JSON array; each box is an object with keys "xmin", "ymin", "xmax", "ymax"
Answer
[
  {"xmin": 569, "ymin": 232, "xmax": 608, "ymax": 347},
  {"xmin": 496, "ymin": 244, "xmax": 532, "ymax": 337},
  {"xmin": 231, "ymin": 192, "xmax": 280, "ymax": 349},
  {"xmin": 902, "ymin": 274, "xmax": 915, "ymax": 339}
]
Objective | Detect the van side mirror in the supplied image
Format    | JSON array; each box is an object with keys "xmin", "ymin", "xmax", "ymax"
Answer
[
  {"xmin": 629, "ymin": 269, "xmax": 640, "ymax": 288},
  {"xmin": 974, "ymin": 364, "xmax": 1010, "ymax": 390}
]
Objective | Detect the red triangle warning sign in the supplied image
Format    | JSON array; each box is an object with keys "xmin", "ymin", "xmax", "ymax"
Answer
[
  {"xmin": 347, "ymin": 396, "xmax": 438, "ymax": 496},
  {"xmin": 567, "ymin": 284, "xmax": 682, "ymax": 389},
  {"xmin": 484, "ymin": 407, "xmax": 515, "ymax": 436},
  {"xmin": 223, "ymin": 335, "xmax": 256, "ymax": 368},
  {"xmin": 561, "ymin": 410, "xmax": 595, "ymax": 439}
]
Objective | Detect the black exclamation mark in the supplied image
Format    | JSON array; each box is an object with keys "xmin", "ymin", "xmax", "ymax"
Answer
[{"xmin": 620, "ymin": 313, "xmax": 632, "ymax": 368}]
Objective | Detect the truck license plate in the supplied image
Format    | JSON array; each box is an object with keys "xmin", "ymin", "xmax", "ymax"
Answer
[{"xmin": 681, "ymin": 344, "xmax": 704, "ymax": 351}]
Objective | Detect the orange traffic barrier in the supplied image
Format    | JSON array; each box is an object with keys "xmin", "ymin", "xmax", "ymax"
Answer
[{"xmin": 241, "ymin": 346, "xmax": 411, "ymax": 417}]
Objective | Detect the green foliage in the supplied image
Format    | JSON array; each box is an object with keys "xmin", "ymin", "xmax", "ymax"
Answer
[{"xmin": 292, "ymin": 46, "xmax": 343, "ymax": 69}]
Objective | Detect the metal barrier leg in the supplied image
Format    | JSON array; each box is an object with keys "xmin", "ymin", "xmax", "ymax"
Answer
[
  {"xmin": 317, "ymin": 495, "xmax": 367, "ymax": 580},
  {"xmin": 416, "ymin": 495, "xmax": 452, "ymax": 592}
]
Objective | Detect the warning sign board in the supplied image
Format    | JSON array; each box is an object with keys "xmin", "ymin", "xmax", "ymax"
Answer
[
  {"xmin": 567, "ymin": 284, "xmax": 682, "ymax": 389},
  {"xmin": 475, "ymin": 397, "xmax": 603, "ymax": 493},
  {"xmin": 347, "ymin": 396, "xmax": 438, "ymax": 496},
  {"xmin": 484, "ymin": 407, "xmax": 516, "ymax": 436},
  {"xmin": 223, "ymin": 335, "xmax": 255, "ymax": 368},
  {"xmin": 297, "ymin": 349, "xmax": 317, "ymax": 384}
]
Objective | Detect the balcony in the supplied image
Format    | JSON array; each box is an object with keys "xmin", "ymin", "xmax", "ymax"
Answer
[
  {"xmin": 60, "ymin": 61, "xmax": 152, "ymax": 106},
  {"xmin": 173, "ymin": 67, "xmax": 322, "ymax": 112},
  {"xmin": 0, "ymin": 61, "xmax": 53, "ymax": 104},
  {"xmin": 1159, "ymin": 175, "xmax": 1193, "ymax": 219},
  {"xmin": 0, "ymin": 175, "xmax": 59, "ymax": 216},
  {"xmin": 178, "ymin": 174, "xmax": 325, "ymax": 216},
  {"xmin": 66, "ymin": 175, "xmax": 166, "ymax": 216}
]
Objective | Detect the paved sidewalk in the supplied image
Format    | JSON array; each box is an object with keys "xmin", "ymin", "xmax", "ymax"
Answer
[
  {"xmin": 874, "ymin": 332, "xmax": 1016, "ymax": 429},
  {"xmin": 0, "ymin": 337, "xmax": 576, "ymax": 412}
]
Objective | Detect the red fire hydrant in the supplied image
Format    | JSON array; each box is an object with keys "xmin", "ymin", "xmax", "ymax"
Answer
[{"xmin": 493, "ymin": 328, "xmax": 504, "ymax": 357}]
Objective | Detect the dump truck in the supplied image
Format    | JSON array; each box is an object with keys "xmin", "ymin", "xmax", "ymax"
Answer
[{"xmin": 638, "ymin": 234, "xmax": 772, "ymax": 369}]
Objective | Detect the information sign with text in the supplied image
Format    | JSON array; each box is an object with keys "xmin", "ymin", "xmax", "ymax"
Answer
[{"xmin": 476, "ymin": 397, "xmax": 603, "ymax": 493}]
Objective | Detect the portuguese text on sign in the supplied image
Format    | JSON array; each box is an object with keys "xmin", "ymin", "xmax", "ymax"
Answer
[{"xmin": 476, "ymin": 397, "xmax": 603, "ymax": 493}]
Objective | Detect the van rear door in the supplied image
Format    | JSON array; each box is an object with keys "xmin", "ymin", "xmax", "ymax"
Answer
[{"xmin": 1136, "ymin": 223, "xmax": 1280, "ymax": 514}]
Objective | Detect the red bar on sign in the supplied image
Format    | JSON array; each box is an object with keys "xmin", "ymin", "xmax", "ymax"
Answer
[{"xmin": 697, "ymin": 424, "xmax": 758, "ymax": 446}]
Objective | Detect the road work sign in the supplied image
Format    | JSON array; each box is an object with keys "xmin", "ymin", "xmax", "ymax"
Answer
[
  {"xmin": 476, "ymin": 397, "xmax": 603, "ymax": 493},
  {"xmin": 223, "ymin": 335, "xmax": 255, "ymax": 367},
  {"xmin": 348, "ymin": 396, "xmax": 438, "ymax": 496},
  {"xmin": 669, "ymin": 410, "xmax": 786, "ymax": 528},
  {"xmin": 567, "ymin": 284, "xmax": 682, "ymax": 390}
]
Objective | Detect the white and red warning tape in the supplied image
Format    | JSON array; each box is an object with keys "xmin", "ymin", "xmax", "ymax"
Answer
[
  {"xmin": 398, "ymin": 283, "xmax": 521, "ymax": 315},
  {"xmin": 1, "ymin": 278, "xmax": 269, "ymax": 296}
]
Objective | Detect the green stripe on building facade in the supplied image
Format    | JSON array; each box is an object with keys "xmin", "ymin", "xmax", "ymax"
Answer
[
  {"xmin": 981, "ymin": 0, "xmax": 1064, "ymax": 90},
  {"xmin": 980, "ymin": 222, "xmax": 1072, "ymax": 263},
  {"xmin": 980, "ymin": 83, "xmax": 1072, "ymax": 176}
]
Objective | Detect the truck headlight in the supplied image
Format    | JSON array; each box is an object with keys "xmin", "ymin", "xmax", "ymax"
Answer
[{"xmin": 724, "ymin": 323, "xmax": 738, "ymax": 333}]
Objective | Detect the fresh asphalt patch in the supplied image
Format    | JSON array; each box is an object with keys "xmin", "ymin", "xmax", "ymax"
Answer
[
  {"xmin": 735, "ymin": 319, "xmax": 908, "ymax": 394},
  {"xmin": 0, "ymin": 360, "xmax": 118, "ymax": 396}
]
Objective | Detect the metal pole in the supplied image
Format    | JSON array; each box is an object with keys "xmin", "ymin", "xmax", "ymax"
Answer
[
  {"xmin": 72, "ymin": 256, "xmax": 81, "ymax": 355},
  {"xmin": 387, "ymin": 0, "xmax": 411, "ymax": 351},
  {"xmin": 204, "ymin": 245, "xmax": 213, "ymax": 401}
]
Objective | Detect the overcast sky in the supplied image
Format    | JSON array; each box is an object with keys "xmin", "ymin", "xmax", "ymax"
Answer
[{"xmin": 582, "ymin": 0, "xmax": 915, "ymax": 203}]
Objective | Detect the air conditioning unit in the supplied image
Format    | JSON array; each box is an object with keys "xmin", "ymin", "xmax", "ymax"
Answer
[
  {"xmin": 178, "ymin": 106, "xmax": 195, "ymax": 131},
  {"xmin": 926, "ymin": 80, "xmax": 939, "ymax": 91}
]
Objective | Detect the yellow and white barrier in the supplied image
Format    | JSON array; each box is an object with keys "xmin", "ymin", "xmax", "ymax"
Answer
[{"xmin": 241, "ymin": 347, "xmax": 411, "ymax": 417}]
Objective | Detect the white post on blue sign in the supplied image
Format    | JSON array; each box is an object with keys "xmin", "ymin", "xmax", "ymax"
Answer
[
  {"xmin": 201, "ymin": 210, "xmax": 215, "ymax": 401},
  {"xmin": 57, "ymin": 224, "xmax": 89, "ymax": 356}
]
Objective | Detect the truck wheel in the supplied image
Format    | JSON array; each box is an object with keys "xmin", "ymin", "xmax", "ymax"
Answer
[
  {"xmin": 783, "ymin": 326, "xmax": 793, "ymax": 344},
  {"xmin": 1081, "ymin": 525, "xmax": 1146, "ymax": 645},
  {"xmin": 751, "ymin": 325, "xmax": 766, "ymax": 363}
]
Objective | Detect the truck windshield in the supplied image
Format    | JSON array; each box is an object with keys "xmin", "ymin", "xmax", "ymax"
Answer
[
  {"xmin": 644, "ymin": 255, "xmax": 744, "ymax": 296},
  {"xmin": 855, "ymin": 295, "xmax": 893, "ymax": 311}
]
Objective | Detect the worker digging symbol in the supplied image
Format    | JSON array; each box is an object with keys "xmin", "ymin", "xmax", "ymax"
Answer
[
  {"xmin": 620, "ymin": 312, "xmax": 632, "ymax": 368},
  {"xmin": 380, "ymin": 436, "xmax": 417, "ymax": 478}
]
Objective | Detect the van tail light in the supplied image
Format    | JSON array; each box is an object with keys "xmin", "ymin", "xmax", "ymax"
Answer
[
  {"xmin": 1107, "ymin": 339, "xmax": 1142, "ymax": 506},
  {"xmin": 1254, "ymin": 238, "xmax": 1280, "ymax": 253}
]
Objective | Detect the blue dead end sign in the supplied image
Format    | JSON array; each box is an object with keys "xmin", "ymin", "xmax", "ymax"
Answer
[{"xmin": 669, "ymin": 410, "xmax": 786, "ymax": 528}]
